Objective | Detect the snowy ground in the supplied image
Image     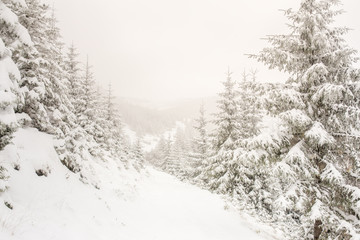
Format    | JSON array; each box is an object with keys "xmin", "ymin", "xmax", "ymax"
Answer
[
  {"xmin": 0, "ymin": 128, "xmax": 283, "ymax": 240},
  {"xmin": 119, "ymin": 168, "xmax": 284, "ymax": 240}
]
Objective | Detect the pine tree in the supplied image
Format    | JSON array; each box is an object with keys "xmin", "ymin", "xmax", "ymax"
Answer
[
  {"xmin": 9, "ymin": 0, "xmax": 51, "ymax": 131},
  {"xmin": 65, "ymin": 43, "xmax": 82, "ymax": 112},
  {"xmin": 75, "ymin": 56, "xmax": 103, "ymax": 157},
  {"xmin": 166, "ymin": 143, "xmax": 183, "ymax": 177},
  {"xmin": 43, "ymin": 9, "xmax": 84, "ymax": 172},
  {"xmin": 148, "ymin": 136, "xmax": 168, "ymax": 168},
  {"xmin": 132, "ymin": 137, "xmax": 145, "ymax": 171},
  {"xmin": 251, "ymin": 0, "xmax": 360, "ymax": 238},
  {"xmin": 0, "ymin": 0, "xmax": 32, "ymax": 190},
  {"xmin": 172, "ymin": 130, "xmax": 190, "ymax": 178},
  {"xmin": 237, "ymin": 69, "xmax": 260, "ymax": 139},
  {"xmin": 190, "ymin": 103, "xmax": 209, "ymax": 180},
  {"xmin": 100, "ymin": 82, "xmax": 128, "ymax": 165},
  {"xmin": 80, "ymin": 57, "xmax": 97, "ymax": 127},
  {"xmin": 201, "ymin": 69, "xmax": 241, "ymax": 193},
  {"xmin": 212, "ymin": 69, "xmax": 241, "ymax": 151},
  {"xmin": 160, "ymin": 135, "xmax": 173, "ymax": 172}
]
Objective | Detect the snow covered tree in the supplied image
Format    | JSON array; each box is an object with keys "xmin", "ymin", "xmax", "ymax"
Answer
[
  {"xmin": 173, "ymin": 130, "xmax": 191, "ymax": 178},
  {"xmin": 79, "ymin": 57, "xmax": 97, "ymax": 128},
  {"xmin": 190, "ymin": 103, "xmax": 209, "ymax": 179},
  {"xmin": 8, "ymin": 0, "xmax": 51, "ymax": 131},
  {"xmin": 64, "ymin": 43, "xmax": 82, "ymax": 113},
  {"xmin": 39, "ymin": 9, "xmax": 85, "ymax": 173},
  {"xmin": 237, "ymin": 69, "xmax": 261, "ymax": 139},
  {"xmin": 73, "ymin": 56, "xmax": 104, "ymax": 157},
  {"xmin": 98, "ymin": 82, "xmax": 129, "ymax": 165},
  {"xmin": 200, "ymin": 69, "xmax": 241, "ymax": 193},
  {"xmin": 160, "ymin": 135, "xmax": 173, "ymax": 171},
  {"xmin": 162, "ymin": 145, "xmax": 180, "ymax": 176},
  {"xmin": 251, "ymin": 0, "xmax": 360, "ymax": 238},
  {"xmin": 159, "ymin": 131, "xmax": 186, "ymax": 178},
  {"xmin": 14, "ymin": 3, "xmax": 88, "ymax": 173},
  {"xmin": 148, "ymin": 136, "xmax": 169, "ymax": 168},
  {"xmin": 0, "ymin": 26, "xmax": 17, "ymax": 150},
  {"xmin": 0, "ymin": 0, "xmax": 32, "ymax": 190},
  {"xmin": 132, "ymin": 137, "xmax": 145, "ymax": 171},
  {"xmin": 211, "ymin": 69, "xmax": 241, "ymax": 151}
]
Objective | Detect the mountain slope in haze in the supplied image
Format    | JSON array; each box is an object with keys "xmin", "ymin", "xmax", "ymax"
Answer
[{"xmin": 116, "ymin": 97, "xmax": 217, "ymax": 135}]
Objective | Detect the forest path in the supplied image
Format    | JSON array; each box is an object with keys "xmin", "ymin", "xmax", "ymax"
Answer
[{"xmin": 119, "ymin": 167, "xmax": 283, "ymax": 240}]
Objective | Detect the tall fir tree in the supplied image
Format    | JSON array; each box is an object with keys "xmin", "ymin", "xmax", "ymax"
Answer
[
  {"xmin": 159, "ymin": 135, "xmax": 172, "ymax": 170},
  {"xmin": 190, "ymin": 103, "xmax": 209, "ymax": 180},
  {"xmin": 132, "ymin": 137, "xmax": 145, "ymax": 172},
  {"xmin": 212, "ymin": 69, "xmax": 241, "ymax": 151},
  {"xmin": 237, "ymin": 69, "xmax": 261, "ymax": 139},
  {"xmin": 0, "ymin": 0, "xmax": 32, "ymax": 190},
  {"xmin": 10, "ymin": 0, "xmax": 51, "ymax": 131},
  {"xmin": 102, "ymin": 82, "xmax": 128, "ymax": 165},
  {"xmin": 65, "ymin": 43, "xmax": 82, "ymax": 113},
  {"xmin": 201, "ymin": 69, "xmax": 241, "ymax": 193},
  {"xmin": 76, "ymin": 56, "xmax": 103, "ymax": 157},
  {"xmin": 251, "ymin": 0, "xmax": 360, "ymax": 238}
]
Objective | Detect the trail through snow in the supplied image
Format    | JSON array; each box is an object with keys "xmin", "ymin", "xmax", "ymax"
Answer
[{"xmin": 119, "ymin": 168, "xmax": 283, "ymax": 240}]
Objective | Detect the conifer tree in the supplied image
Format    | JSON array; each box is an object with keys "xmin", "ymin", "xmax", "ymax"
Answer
[
  {"xmin": 237, "ymin": 69, "xmax": 260, "ymax": 139},
  {"xmin": 251, "ymin": 0, "xmax": 360, "ymax": 238},
  {"xmin": 148, "ymin": 136, "xmax": 168, "ymax": 168},
  {"xmin": 75, "ymin": 56, "xmax": 103, "ymax": 157},
  {"xmin": 9, "ymin": 0, "xmax": 51, "ymax": 131},
  {"xmin": 80, "ymin": 57, "xmax": 97, "ymax": 127},
  {"xmin": 132, "ymin": 138, "xmax": 145, "ymax": 171},
  {"xmin": 201, "ymin": 69, "xmax": 241, "ymax": 193},
  {"xmin": 159, "ymin": 135, "xmax": 173, "ymax": 170},
  {"xmin": 190, "ymin": 103, "xmax": 209, "ymax": 179},
  {"xmin": 65, "ymin": 43, "xmax": 82, "ymax": 112},
  {"xmin": 212, "ymin": 69, "xmax": 241, "ymax": 151},
  {"xmin": 0, "ymin": 0, "xmax": 32, "ymax": 190},
  {"xmin": 101, "ymin": 82, "xmax": 128, "ymax": 164},
  {"xmin": 173, "ymin": 130, "xmax": 191, "ymax": 178}
]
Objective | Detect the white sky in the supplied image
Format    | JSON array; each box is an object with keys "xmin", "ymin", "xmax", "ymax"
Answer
[{"xmin": 51, "ymin": 0, "xmax": 360, "ymax": 101}]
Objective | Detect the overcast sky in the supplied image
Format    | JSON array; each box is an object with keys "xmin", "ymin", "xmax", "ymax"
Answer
[{"xmin": 51, "ymin": 0, "xmax": 360, "ymax": 101}]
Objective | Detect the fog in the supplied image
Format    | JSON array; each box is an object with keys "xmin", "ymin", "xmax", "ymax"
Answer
[{"xmin": 51, "ymin": 0, "xmax": 360, "ymax": 102}]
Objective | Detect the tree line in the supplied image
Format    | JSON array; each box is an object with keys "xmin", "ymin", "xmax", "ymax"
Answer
[
  {"xmin": 153, "ymin": 0, "xmax": 360, "ymax": 239},
  {"xmin": 0, "ymin": 0, "xmax": 144, "ymax": 189}
]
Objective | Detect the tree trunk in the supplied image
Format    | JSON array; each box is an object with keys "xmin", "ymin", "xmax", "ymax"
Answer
[{"xmin": 314, "ymin": 219, "xmax": 322, "ymax": 240}]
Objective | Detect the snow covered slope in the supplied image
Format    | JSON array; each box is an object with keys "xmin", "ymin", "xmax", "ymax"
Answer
[
  {"xmin": 0, "ymin": 128, "xmax": 282, "ymax": 240},
  {"xmin": 118, "ymin": 168, "xmax": 284, "ymax": 240},
  {"xmin": 0, "ymin": 128, "xmax": 142, "ymax": 239}
]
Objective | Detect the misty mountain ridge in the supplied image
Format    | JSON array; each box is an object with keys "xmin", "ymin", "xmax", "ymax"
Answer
[{"xmin": 116, "ymin": 96, "xmax": 218, "ymax": 135}]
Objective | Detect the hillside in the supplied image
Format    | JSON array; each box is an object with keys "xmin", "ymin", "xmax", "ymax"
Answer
[{"xmin": 0, "ymin": 128, "xmax": 281, "ymax": 240}]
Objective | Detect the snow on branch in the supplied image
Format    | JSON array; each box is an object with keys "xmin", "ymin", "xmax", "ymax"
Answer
[
  {"xmin": 279, "ymin": 109, "xmax": 312, "ymax": 131},
  {"xmin": 305, "ymin": 122, "xmax": 335, "ymax": 147},
  {"xmin": 312, "ymin": 83, "xmax": 348, "ymax": 105},
  {"xmin": 320, "ymin": 163, "xmax": 344, "ymax": 185}
]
